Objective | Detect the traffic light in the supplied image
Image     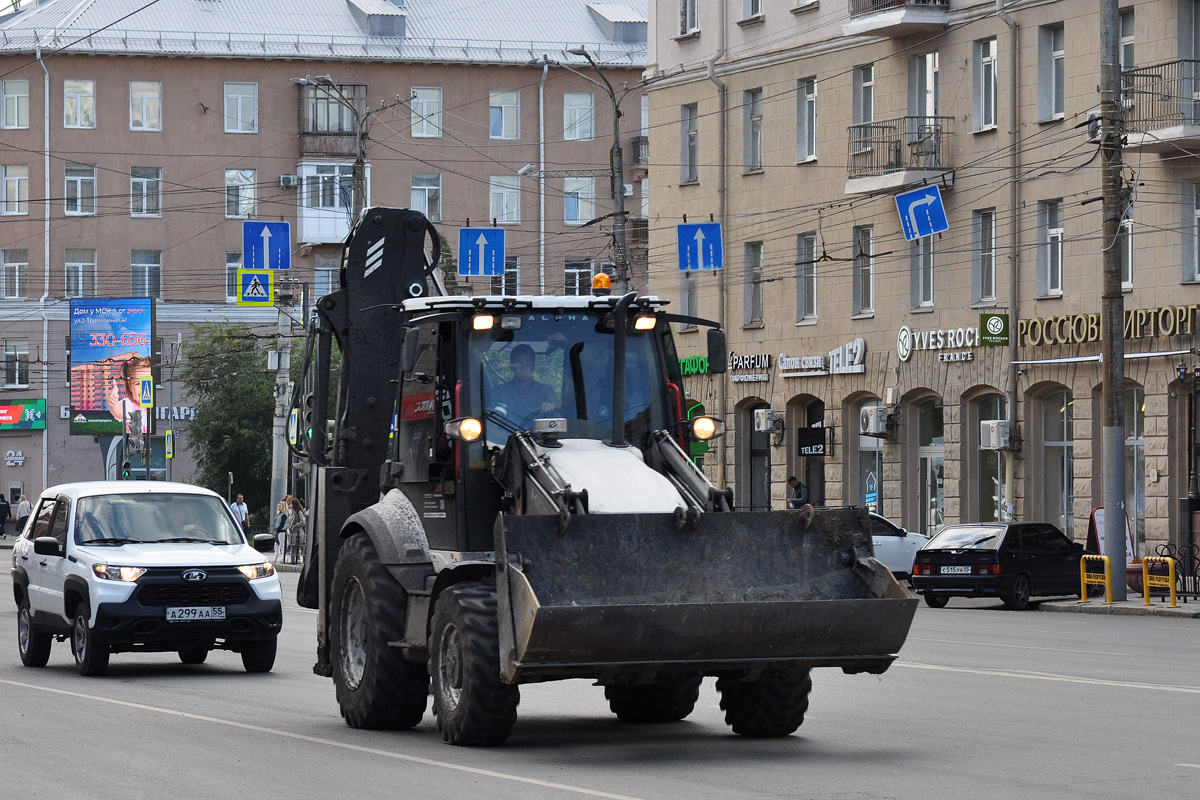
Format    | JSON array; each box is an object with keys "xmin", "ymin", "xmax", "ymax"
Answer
[
  {"xmin": 121, "ymin": 460, "xmax": 132, "ymax": 480},
  {"xmin": 127, "ymin": 409, "xmax": 144, "ymax": 452},
  {"xmin": 303, "ymin": 393, "xmax": 316, "ymax": 440}
]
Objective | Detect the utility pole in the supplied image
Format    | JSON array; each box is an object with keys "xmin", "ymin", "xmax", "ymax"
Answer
[
  {"xmin": 269, "ymin": 282, "xmax": 295, "ymax": 519},
  {"xmin": 1099, "ymin": 0, "xmax": 1128, "ymax": 599}
]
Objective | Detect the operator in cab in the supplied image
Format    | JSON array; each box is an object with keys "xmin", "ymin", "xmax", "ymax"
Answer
[{"xmin": 490, "ymin": 344, "xmax": 557, "ymax": 428}]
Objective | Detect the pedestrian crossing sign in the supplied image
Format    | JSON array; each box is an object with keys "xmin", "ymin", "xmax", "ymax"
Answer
[
  {"xmin": 138, "ymin": 377, "xmax": 154, "ymax": 409},
  {"xmin": 237, "ymin": 269, "xmax": 274, "ymax": 306}
]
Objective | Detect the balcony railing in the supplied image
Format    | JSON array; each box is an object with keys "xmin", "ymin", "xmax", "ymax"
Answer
[
  {"xmin": 846, "ymin": 116, "xmax": 953, "ymax": 179},
  {"xmin": 848, "ymin": 0, "xmax": 948, "ymax": 16},
  {"xmin": 630, "ymin": 135, "xmax": 649, "ymax": 165},
  {"xmin": 1121, "ymin": 59, "xmax": 1200, "ymax": 133},
  {"xmin": 627, "ymin": 217, "xmax": 649, "ymax": 248}
]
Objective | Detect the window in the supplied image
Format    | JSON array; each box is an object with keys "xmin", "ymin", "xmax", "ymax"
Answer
[
  {"xmin": 411, "ymin": 87, "xmax": 442, "ymax": 137},
  {"xmin": 2, "ymin": 249, "xmax": 28, "ymax": 299},
  {"xmin": 224, "ymin": 82, "xmax": 258, "ymax": 133},
  {"xmin": 65, "ymin": 248, "xmax": 97, "ymax": 298},
  {"xmin": 1191, "ymin": 183, "xmax": 1200, "ymax": 281},
  {"xmin": 796, "ymin": 233, "xmax": 817, "ymax": 322},
  {"xmin": 564, "ymin": 177, "xmax": 595, "ymax": 225},
  {"xmin": 1124, "ymin": 386, "xmax": 1146, "ymax": 556},
  {"xmin": 314, "ymin": 254, "xmax": 338, "ymax": 298},
  {"xmin": 564, "ymin": 92, "xmax": 594, "ymax": 141},
  {"xmin": 2, "ymin": 80, "xmax": 29, "ymax": 129},
  {"xmin": 491, "ymin": 256, "xmax": 520, "ymax": 295},
  {"xmin": 2, "ymin": 339, "xmax": 29, "ymax": 387},
  {"xmin": 974, "ymin": 209, "xmax": 996, "ymax": 304},
  {"xmin": 911, "ymin": 53, "xmax": 938, "ymax": 119},
  {"xmin": 681, "ymin": 271, "xmax": 697, "ymax": 320},
  {"xmin": 131, "ymin": 250, "xmax": 162, "ymax": 299},
  {"xmin": 1120, "ymin": 213, "xmax": 1133, "ymax": 289},
  {"xmin": 975, "ymin": 38, "xmax": 997, "ymax": 131},
  {"xmin": 743, "ymin": 89, "xmax": 763, "ymax": 172},
  {"xmin": 853, "ymin": 225, "xmax": 874, "ymax": 315},
  {"xmin": 304, "ymin": 164, "xmax": 353, "ymax": 210},
  {"xmin": 131, "ymin": 167, "xmax": 162, "ymax": 217},
  {"xmin": 743, "ymin": 0, "xmax": 762, "ymax": 19},
  {"xmin": 743, "ymin": 242, "xmax": 763, "ymax": 325},
  {"xmin": 65, "ymin": 164, "xmax": 97, "ymax": 215},
  {"xmin": 490, "ymin": 175, "xmax": 520, "ymax": 224},
  {"xmin": 1120, "ymin": 10, "xmax": 1135, "ymax": 107},
  {"xmin": 1040, "ymin": 389, "xmax": 1074, "ymax": 536},
  {"xmin": 681, "ymin": 104, "xmax": 699, "ymax": 183},
  {"xmin": 489, "ymin": 91, "xmax": 519, "ymax": 139},
  {"xmin": 913, "ymin": 237, "xmax": 934, "ymax": 308},
  {"xmin": 1, "ymin": 165, "xmax": 29, "ymax": 215},
  {"xmin": 411, "ymin": 174, "xmax": 441, "ymax": 222},
  {"xmin": 851, "ymin": 65, "xmax": 874, "ymax": 152},
  {"xmin": 797, "ymin": 78, "xmax": 817, "ymax": 162},
  {"xmin": 64, "ymin": 79, "xmax": 95, "ymax": 128},
  {"xmin": 1039, "ymin": 25, "xmax": 1066, "ymax": 121},
  {"xmin": 564, "ymin": 257, "xmax": 592, "ymax": 296},
  {"xmin": 680, "ymin": 0, "xmax": 698, "ymax": 34},
  {"xmin": 1040, "ymin": 200, "xmax": 1063, "ymax": 296},
  {"xmin": 225, "ymin": 252, "xmax": 241, "ymax": 301},
  {"xmin": 130, "ymin": 81, "xmax": 161, "ymax": 131},
  {"xmin": 303, "ymin": 83, "xmax": 364, "ymax": 133},
  {"xmin": 225, "ymin": 169, "xmax": 257, "ymax": 218}
]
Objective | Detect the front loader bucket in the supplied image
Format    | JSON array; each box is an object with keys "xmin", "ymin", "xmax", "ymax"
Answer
[{"xmin": 494, "ymin": 507, "xmax": 918, "ymax": 683}]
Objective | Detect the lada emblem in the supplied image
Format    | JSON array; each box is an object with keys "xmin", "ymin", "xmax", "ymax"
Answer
[{"xmin": 182, "ymin": 569, "xmax": 207, "ymax": 582}]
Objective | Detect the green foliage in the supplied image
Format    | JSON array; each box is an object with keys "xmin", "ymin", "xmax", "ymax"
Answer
[{"xmin": 439, "ymin": 236, "xmax": 470, "ymax": 296}]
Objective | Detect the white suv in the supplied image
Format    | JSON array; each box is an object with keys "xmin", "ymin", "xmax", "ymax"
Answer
[{"xmin": 11, "ymin": 481, "xmax": 283, "ymax": 676}]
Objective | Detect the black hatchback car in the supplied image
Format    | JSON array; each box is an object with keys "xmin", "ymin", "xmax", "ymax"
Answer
[{"xmin": 910, "ymin": 522, "xmax": 1092, "ymax": 610}]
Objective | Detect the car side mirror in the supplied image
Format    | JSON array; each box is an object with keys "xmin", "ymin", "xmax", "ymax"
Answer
[
  {"xmin": 252, "ymin": 533, "xmax": 277, "ymax": 554},
  {"xmin": 33, "ymin": 536, "xmax": 62, "ymax": 557}
]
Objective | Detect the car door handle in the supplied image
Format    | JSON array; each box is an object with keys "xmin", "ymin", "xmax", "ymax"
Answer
[
  {"xmin": 19, "ymin": 554, "xmax": 28, "ymax": 561},
  {"xmin": 38, "ymin": 560, "xmax": 47, "ymax": 567}
]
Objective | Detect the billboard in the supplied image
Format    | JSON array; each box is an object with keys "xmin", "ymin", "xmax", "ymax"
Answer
[
  {"xmin": 0, "ymin": 399, "xmax": 46, "ymax": 430},
  {"xmin": 69, "ymin": 299, "xmax": 155, "ymax": 436}
]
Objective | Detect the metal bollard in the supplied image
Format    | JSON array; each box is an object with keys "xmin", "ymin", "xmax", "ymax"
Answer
[
  {"xmin": 1141, "ymin": 556, "xmax": 1177, "ymax": 608},
  {"xmin": 1079, "ymin": 554, "xmax": 1113, "ymax": 605}
]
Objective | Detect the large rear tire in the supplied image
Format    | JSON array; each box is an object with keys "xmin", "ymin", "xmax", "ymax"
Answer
[
  {"xmin": 429, "ymin": 582, "xmax": 519, "ymax": 746},
  {"xmin": 17, "ymin": 600, "xmax": 51, "ymax": 668},
  {"xmin": 1003, "ymin": 574, "xmax": 1032, "ymax": 611},
  {"xmin": 604, "ymin": 675, "xmax": 702, "ymax": 723},
  {"xmin": 329, "ymin": 534, "xmax": 429, "ymax": 729},
  {"xmin": 716, "ymin": 669, "xmax": 812, "ymax": 737}
]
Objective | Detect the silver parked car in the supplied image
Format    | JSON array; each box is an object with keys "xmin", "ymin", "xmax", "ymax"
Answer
[{"xmin": 869, "ymin": 513, "xmax": 931, "ymax": 581}]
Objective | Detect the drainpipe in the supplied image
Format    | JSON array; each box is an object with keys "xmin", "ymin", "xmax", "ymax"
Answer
[
  {"xmin": 707, "ymin": 0, "xmax": 728, "ymax": 486},
  {"xmin": 539, "ymin": 60, "xmax": 548, "ymax": 293},
  {"xmin": 998, "ymin": 0, "xmax": 1020, "ymax": 521},
  {"xmin": 38, "ymin": 47, "xmax": 50, "ymax": 493}
]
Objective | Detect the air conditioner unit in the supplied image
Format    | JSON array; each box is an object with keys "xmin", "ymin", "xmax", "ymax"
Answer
[
  {"xmin": 279, "ymin": 174, "xmax": 299, "ymax": 188},
  {"xmin": 980, "ymin": 419, "xmax": 1010, "ymax": 450},
  {"xmin": 623, "ymin": 183, "xmax": 634, "ymax": 197},
  {"xmin": 860, "ymin": 406, "xmax": 889, "ymax": 437},
  {"xmin": 1086, "ymin": 112, "xmax": 1102, "ymax": 144},
  {"xmin": 753, "ymin": 409, "xmax": 777, "ymax": 432}
]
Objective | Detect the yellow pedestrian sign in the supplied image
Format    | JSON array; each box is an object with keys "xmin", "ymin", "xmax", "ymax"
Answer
[
  {"xmin": 139, "ymin": 377, "xmax": 154, "ymax": 409},
  {"xmin": 237, "ymin": 268, "xmax": 274, "ymax": 306},
  {"xmin": 165, "ymin": 429, "xmax": 174, "ymax": 459}
]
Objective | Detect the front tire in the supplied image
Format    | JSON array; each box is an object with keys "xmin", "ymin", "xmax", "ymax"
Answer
[
  {"xmin": 1004, "ymin": 574, "xmax": 1032, "ymax": 611},
  {"xmin": 73, "ymin": 606, "xmax": 109, "ymax": 677},
  {"xmin": 716, "ymin": 669, "xmax": 812, "ymax": 738},
  {"xmin": 429, "ymin": 582, "xmax": 519, "ymax": 746},
  {"xmin": 605, "ymin": 675, "xmax": 702, "ymax": 723},
  {"xmin": 17, "ymin": 600, "xmax": 51, "ymax": 668},
  {"xmin": 241, "ymin": 637, "xmax": 277, "ymax": 673},
  {"xmin": 329, "ymin": 534, "xmax": 429, "ymax": 729},
  {"xmin": 923, "ymin": 592, "xmax": 949, "ymax": 609}
]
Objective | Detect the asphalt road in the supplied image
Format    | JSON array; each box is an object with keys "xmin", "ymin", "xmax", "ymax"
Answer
[{"xmin": 1, "ymin": 571, "xmax": 1196, "ymax": 800}]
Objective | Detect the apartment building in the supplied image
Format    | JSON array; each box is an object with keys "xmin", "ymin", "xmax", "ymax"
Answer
[
  {"xmin": 646, "ymin": 0, "xmax": 1200, "ymax": 556},
  {"xmin": 0, "ymin": 0, "xmax": 648, "ymax": 498}
]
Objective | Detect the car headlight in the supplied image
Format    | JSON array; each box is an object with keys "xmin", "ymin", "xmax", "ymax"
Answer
[
  {"xmin": 93, "ymin": 564, "xmax": 147, "ymax": 582},
  {"xmin": 238, "ymin": 562, "xmax": 276, "ymax": 580}
]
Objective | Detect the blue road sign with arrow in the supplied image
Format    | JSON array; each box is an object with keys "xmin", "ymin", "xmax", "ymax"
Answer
[
  {"xmin": 243, "ymin": 221, "xmax": 291, "ymax": 271},
  {"xmin": 458, "ymin": 228, "xmax": 506, "ymax": 276},
  {"xmin": 895, "ymin": 185, "xmax": 949, "ymax": 241},
  {"xmin": 677, "ymin": 222, "xmax": 723, "ymax": 271}
]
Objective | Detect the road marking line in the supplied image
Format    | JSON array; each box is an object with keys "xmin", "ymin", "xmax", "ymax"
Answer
[
  {"xmin": 0, "ymin": 677, "xmax": 646, "ymax": 800},
  {"xmin": 897, "ymin": 662, "xmax": 1200, "ymax": 694},
  {"xmin": 1175, "ymin": 764, "xmax": 1200, "ymax": 769},
  {"xmin": 907, "ymin": 637, "xmax": 1129, "ymax": 656}
]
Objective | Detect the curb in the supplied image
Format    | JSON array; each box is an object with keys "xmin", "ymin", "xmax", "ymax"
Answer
[{"xmin": 1040, "ymin": 599, "xmax": 1200, "ymax": 618}]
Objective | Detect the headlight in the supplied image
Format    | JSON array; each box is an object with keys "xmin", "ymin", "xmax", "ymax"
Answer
[
  {"xmin": 691, "ymin": 415, "xmax": 725, "ymax": 441},
  {"xmin": 93, "ymin": 564, "xmax": 147, "ymax": 582},
  {"xmin": 238, "ymin": 562, "xmax": 276, "ymax": 580}
]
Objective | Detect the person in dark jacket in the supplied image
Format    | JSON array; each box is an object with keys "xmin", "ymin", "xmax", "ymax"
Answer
[
  {"xmin": 0, "ymin": 495, "xmax": 9, "ymax": 538},
  {"xmin": 786, "ymin": 476, "xmax": 809, "ymax": 509}
]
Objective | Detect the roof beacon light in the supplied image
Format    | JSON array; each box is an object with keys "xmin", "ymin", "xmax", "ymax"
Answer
[{"xmin": 592, "ymin": 273, "xmax": 612, "ymax": 296}]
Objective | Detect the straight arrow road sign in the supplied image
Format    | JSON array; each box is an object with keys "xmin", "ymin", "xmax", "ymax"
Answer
[
  {"xmin": 677, "ymin": 222, "xmax": 724, "ymax": 270},
  {"xmin": 243, "ymin": 220, "xmax": 291, "ymax": 271},
  {"xmin": 458, "ymin": 228, "xmax": 506, "ymax": 276}
]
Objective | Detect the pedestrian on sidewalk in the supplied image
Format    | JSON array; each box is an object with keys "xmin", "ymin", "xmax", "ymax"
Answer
[
  {"xmin": 231, "ymin": 493, "xmax": 250, "ymax": 534},
  {"xmin": 286, "ymin": 496, "xmax": 306, "ymax": 563},
  {"xmin": 0, "ymin": 494, "xmax": 9, "ymax": 538},
  {"xmin": 15, "ymin": 494, "xmax": 32, "ymax": 534},
  {"xmin": 273, "ymin": 497, "xmax": 290, "ymax": 561}
]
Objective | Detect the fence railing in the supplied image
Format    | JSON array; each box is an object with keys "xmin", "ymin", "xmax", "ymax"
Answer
[
  {"xmin": 846, "ymin": 115, "xmax": 953, "ymax": 179},
  {"xmin": 1122, "ymin": 59, "xmax": 1200, "ymax": 133},
  {"xmin": 1153, "ymin": 542, "xmax": 1200, "ymax": 602},
  {"xmin": 848, "ymin": 0, "xmax": 949, "ymax": 17}
]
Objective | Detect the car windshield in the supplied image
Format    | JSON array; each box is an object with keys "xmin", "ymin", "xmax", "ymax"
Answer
[
  {"xmin": 925, "ymin": 525, "xmax": 1007, "ymax": 550},
  {"xmin": 74, "ymin": 493, "xmax": 245, "ymax": 546}
]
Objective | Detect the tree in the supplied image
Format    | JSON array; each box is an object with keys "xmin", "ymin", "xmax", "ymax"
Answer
[
  {"xmin": 439, "ymin": 236, "xmax": 470, "ymax": 296},
  {"xmin": 179, "ymin": 322, "xmax": 275, "ymax": 519}
]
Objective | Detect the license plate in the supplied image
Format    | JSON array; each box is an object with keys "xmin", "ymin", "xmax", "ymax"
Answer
[
  {"xmin": 940, "ymin": 566, "xmax": 972, "ymax": 574},
  {"xmin": 166, "ymin": 606, "xmax": 226, "ymax": 622}
]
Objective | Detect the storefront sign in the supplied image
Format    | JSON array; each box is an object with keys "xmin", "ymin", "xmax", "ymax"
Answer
[
  {"xmin": 796, "ymin": 427, "xmax": 826, "ymax": 456},
  {"xmin": 779, "ymin": 338, "xmax": 866, "ymax": 377},
  {"xmin": 58, "ymin": 404, "xmax": 196, "ymax": 421},
  {"xmin": 5, "ymin": 449, "xmax": 25, "ymax": 466},
  {"xmin": 1016, "ymin": 304, "xmax": 1200, "ymax": 346},
  {"xmin": 728, "ymin": 352, "xmax": 771, "ymax": 383},
  {"xmin": 979, "ymin": 313, "xmax": 1009, "ymax": 347},
  {"xmin": 678, "ymin": 355, "xmax": 710, "ymax": 376},
  {"xmin": 0, "ymin": 399, "xmax": 46, "ymax": 430},
  {"xmin": 897, "ymin": 325, "xmax": 979, "ymax": 362}
]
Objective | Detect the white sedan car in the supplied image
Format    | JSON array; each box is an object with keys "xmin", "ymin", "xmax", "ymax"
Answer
[{"xmin": 869, "ymin": 513, "xmax": 930, "ymax": 581}]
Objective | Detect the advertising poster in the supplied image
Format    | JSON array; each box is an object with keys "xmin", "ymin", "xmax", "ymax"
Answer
[
  {"xmin": 0, "ymin": 399, "xmax": 46, "ymax": 430},
  {"xmin": 69, "ymin": 299, "xmax": 155, "ymax": 436}
]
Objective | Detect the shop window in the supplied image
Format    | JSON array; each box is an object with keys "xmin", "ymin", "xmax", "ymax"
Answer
[{"xmin": 1041, "ymin": 389, "xmax": 1074, "ymax": 535}]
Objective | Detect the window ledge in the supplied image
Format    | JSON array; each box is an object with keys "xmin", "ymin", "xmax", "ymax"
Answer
[
  {"xmin": 796, "ymin": 156, "xmax": 817, "ymax": 165},
  {"xmin": 1037, "ymin": 293, "xmax": 1064, "ymax": 300},
  {"xmin": 679, "ymin": 179, "xmax": 700, "ymax": 187},
  {"xmin": 1122, "ymin": 285, "xmax": 1133, "ymax": 293},
  {"xmin": 737, "ymin": 15, "xmax": 765, "ymax": 28},
  {"xmin": 742, "ymin": 322, "xmax": 765, "ymax": 330},
  {"xmin": 973, "ymin": 125, "xmax": 998, "ymax": 134},
  {"xmin": 795, "ymin": 318, "xmax": 817, "ymax": 327},
  {"xmin": 791, "ymin": 1, "xmax": 818, "ymax": 14},
  {"xmin": 910, "ymin": 306, "xmax": 935, "ymax": 314},
  {"xmin": 742, "ymin": 168, "xmax": 764, "ymax": 176},
  {"xmin": 673, "ymin": 30, "xmax": 700, "ymax": 43},
  {"xmin": 1037, "ymin": 115, "xmax": 1064, "ymax": 126},
  {"xmin": 971, "ymin": 301, "xmax": 998, "ymax": 309},
  {"xmin": 851, "ymin": 312, "xmax": 874, "ymax": 320},
  {"xmin": 678, "ymin": 325, "xmax": 699, "ymax": 333}
]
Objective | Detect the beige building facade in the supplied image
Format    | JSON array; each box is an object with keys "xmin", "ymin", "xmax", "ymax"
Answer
[{"xmin": 646, "ymin": 0, "xmax": 1200, "ymax": 555}]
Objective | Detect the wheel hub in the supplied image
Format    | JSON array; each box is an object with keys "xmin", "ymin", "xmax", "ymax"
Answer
[
  {"xmin": 18, "ymin": 608, "xmax": 30, "ymax": 653},
  {"xmin": 339, "ymin": 578, "xmax": 368, "ymax": 690},
  {"xmin": 438, "ymin": 624, "xmax": 463, "ymax": 712}
]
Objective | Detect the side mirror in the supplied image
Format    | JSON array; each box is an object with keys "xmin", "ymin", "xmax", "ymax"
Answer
[
  {"xmin": 400, "ymin": 327, "xmax": 420, "ymax": 374},
  {"xmin": 252, "ymin": 533, "xmax": 277, "ymax": 554},
  {"xmin": 33, "ymin": 536, "xmax": 61, "ymax": 557},
  {"xmin": 707, "ymin": 329, "xmax": 727, "ymax": 374}
]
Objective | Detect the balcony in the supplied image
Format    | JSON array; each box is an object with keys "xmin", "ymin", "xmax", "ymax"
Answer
[
  {"xmin": 843, "ymin": 0, "xmax": 949, "ymax": 38},
  {"xmin": 631, "ymin": 135, "xmax": 649, "ymax": 165},
  {"xmin": 1122, "ymin": 60, "xmax": 1200, "ymax": 152},
  {"xmin": 299, "ymin": 132, "xmax": 357, "ymax": 159},
  {"xmin": 844, "ymin": 116, "xmax": 954, "ymax": 195}
]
